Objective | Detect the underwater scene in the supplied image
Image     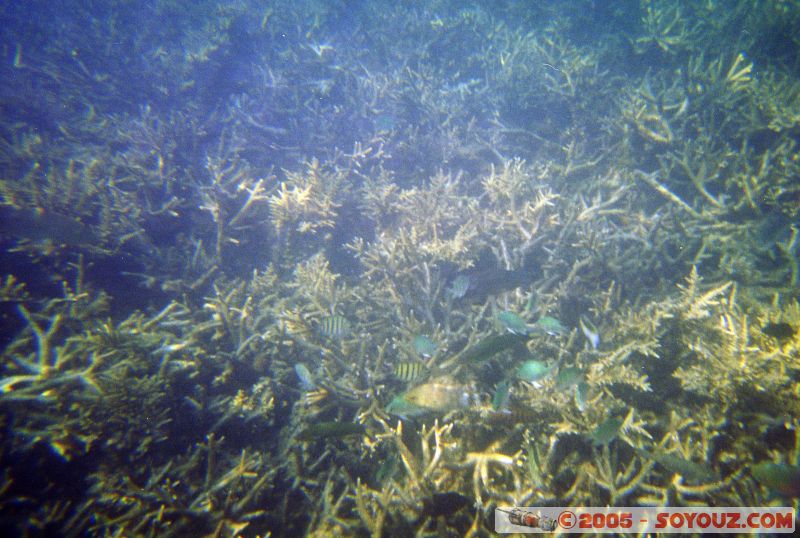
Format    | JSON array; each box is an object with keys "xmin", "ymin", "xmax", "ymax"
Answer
[{"xmin": 1, "ymin": 0, "xmax": 800, "ymax": 536}]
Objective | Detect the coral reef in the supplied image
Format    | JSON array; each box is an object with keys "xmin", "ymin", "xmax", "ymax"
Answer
[{"xmin": 2, "ymin": 0, "xmax": 800, "ymax": 536}]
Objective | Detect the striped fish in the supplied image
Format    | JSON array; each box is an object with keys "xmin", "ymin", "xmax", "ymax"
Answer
[
  {"xmin": 394, "ymin": 361, "xmax": 425, "ymax": 382},
  {"xmin": 317, "ymin": 315, "xmax": 351, "ymax": 338}
]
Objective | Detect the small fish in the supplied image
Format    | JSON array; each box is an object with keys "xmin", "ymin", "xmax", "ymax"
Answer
[
  {"xmin": 574, "ymin": 381, "xmax": 589, "ymax": 412},
  {"xmin": 536, "ymin": 316, "xmax": 566, "ymax": 336},
  {"xmin": 317, "ymin": 315, "xmax": 351, "ymax": 338},
  {"xmin": 591, "ymin": 417, "xmax": 622, "ymax": 446},
  {"xmin": 450, "ymin": 267, "xmax": 538, "ymax": 303},
  {"xmin": 460, "ymin": 333, "xmax": 529, "ymax": 363},
  {"xmin": 0, "ymin": 205, "xmax": 99, "ymax": 247},
  {"xmin": 296, "ymin": 421, "xmax": 365, "ymax": 441},
  {"xmin": 492, "ymin": 380, "xmax": 511, "ymax": 411},
  {"xmin": 484, "ymin": 405, "xmax": 541, "ymax": 425},
  {"xmin": 421, "ymin": 492, "xmax": 474, "ymax": 518},
  {"xmin": 385, "ymin": 394, "xmax": 430, "ymax": 418},
  {"xmin": 516, "ymin": 360, "xmax": 556, "ymax": 385},
  {"xmin": 751, "ymin": 462, "xmax": 800, "ymax": 497},
  {"xmin": 385, "ymin": 395, "xmax": 418, "ymax": 417},
  {"xmin": 579, "ymin": 316, "xmax": 600, "ymax": 350},
  {"xmin": 394, "ymin": 361, "xmax": 425, "ymax": 382},
  {"xmin": 375, "ymin": 454, "xmax": 399, "ymax": 485},
  {"xmin": 13, "ymin": 44, "xmax": 22, "ymax": 68},
  {"xmin": 447, "ymin": 275, "xmax": 471, "ymax": 299},
  {"xmin": 525, "ymin": 292, "xmax": 538, "ymax": 313},
  {"xmin": 156, "ymin": 342, "xmax": 188, "ymax": 354},
  {"xmin": 555, "ymin": 366, "xmax": 582, "ymax": 390},
  {"xmin": 498, "ymin": 311, "xmax": 530, "ymax": 335},
  {"xmin": 304, "ymin": 388, "xmax": 330, "ymax": 406},
  {"xmin": 374, "ymin": 112, "xmax": 397, "ymax": 132},
  {"xmin": 636, "ymin": 448, "xmax": 718, "ymax": 483},
  {"xmin": 400, "ymin": 377, "xmax": 474, "ymax": 413},
  {"xmin": 294, "ymin": 363, "xmax": 315, "ymax": 390},
  {"xmin": 762, "ymin": 322, "xmax": 796, "ymax": 340},
  {"xmin": 412, "ymin": 335, "xmax": 437, "ymax": 357}
]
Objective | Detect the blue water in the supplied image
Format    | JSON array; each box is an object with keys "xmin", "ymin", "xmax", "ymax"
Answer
[{"xmin": 1, "ymin": 1, "xmax": 799, "ymax": 535}]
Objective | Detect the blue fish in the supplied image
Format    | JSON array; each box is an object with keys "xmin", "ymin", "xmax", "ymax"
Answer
[
  {"xmin": 447, "ymin": 275, "xmax": 470, "ymax": 299},
  {"xmin": 413, "ymin": 335, "xmax": 437, "ymax": 357},
  {"xmin": 294, "ymin": 363, "xmax": 315, "ymax": 390}
]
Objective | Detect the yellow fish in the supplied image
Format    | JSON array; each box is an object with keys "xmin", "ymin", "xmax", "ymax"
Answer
[{"xmin": 402, "ymin": 377, "xmax": 474, "ymax": 413}]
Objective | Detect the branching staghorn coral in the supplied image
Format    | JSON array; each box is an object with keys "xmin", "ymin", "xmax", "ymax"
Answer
[
  {"xmin": 631, "ymin": 0, "xmax": 700, "ymax": 56},
  {"xmin": 268, "ymin": 157, "xmax": 353, "ymax": 269},
  {"xmin": 0, "ymin": 278, "xmax": 203, "ymax": 462},
  {"xmin": 482, "ymin": 158, "xmax": 559, "ymax": 264},
  {"xmin": 201, "ymin": 265, "xmax": 291, "ymax": 368},
  {"xmin": 669, "ymin": 269, "xmax": 797, "ymax": 411},
  {"xmin": 752, "ymin": 70, "xmax": 800, "ymax": 134},
  {"xmin": 0, "ymin": 150, "xmax": 120, "ymax": 260},
  {"xmin": 316, "ymin": 418, "xmax": 485, "ymax": 536},
  {"xmin": 619, "ymin": 77, "xmax": 691, "ymax": 147},
  {"xmin": 4, "ymin": 2, "xmax": 800, "ymax": 536},
  {"xmin": 0, "ymin": 264, "xmax": 286, "ymax": 536},
  {"xmin": 349, "ymin": 170, "xmax": 491, "ymax": 338},
  {"xmin": 1, "ymin": 271, "xmax": 110, "ymax": 407},
  {"xmin": 632, "ymin": 409, "xmax": 747, "ymax": 507},
  {"xmin": 367, "ymin": 170, "xmax": 483, "ymax": 268},
  {"xmin": 268, "ymin": 161, "xmax": 340, "ymax": 236},
  {"xmin": 88, "ymin": 437, "xmax": 276, "ymax": 537},
  {"xmin": 200, "ymin": 142, "xmax": 275, "ymax": 263}
]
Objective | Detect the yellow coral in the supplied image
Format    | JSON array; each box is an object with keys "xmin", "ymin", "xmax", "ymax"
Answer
[{"xmin": 269, "ymin": 159, "xmax": 342, "ymax": 236}]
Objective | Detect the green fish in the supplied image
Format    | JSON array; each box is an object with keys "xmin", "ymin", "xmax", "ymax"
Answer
[
  {"xmin": 386, "ymin": 394, "xmax": 431, "ymax": 418},
  {"xmin": 636, "ymin": 448, "xmax": 718, "ymax": 483},
  {"xmin": 0, "ymin": 205, "xmax": 99, "ymax": 247},
  {"xmin": 525, "ymin": 292, "xmax": 538, "ymax": 313},
  {"xmin": 460, "ymin": 333, "xmax": 529, "ymax": 363},
  {"xmin": 296, "ymin": 421, "xmax": 365, "ymax": 441},
  {"xmin": 591, "ymin": 417, "xmax": 623, "ymax": 446},
  {"xmin": 516, "ymin": 360, "xmax": 556, "ymax": 384},
  {"xmin": 393, "ymin": 378, "xmax": 473, "ymax": 415},
  {"xmin": 762, "ymin": 322, "xmax": 796, "ymax": 340},
  {"xmin": 555, "ymin": 366, "xmax": 582, "ymax": 390},
  {"xmin": 317, "ymin": 315, "xmax": 351, "ymax": 338},
  {"xmin": 498, "ymin": 311, "xmax": 531, "ymax": 335},
  {"xmin": 751, "ymin": 462, "xmax": 800, "ymax": 497},
  {"xmin": 375, "ymin": 453, "xmax": 400, "ymax": 485},
  {"xmin": 575, "ymin": 381, "xmax": 589, "ymax": 412},
  {"xmin": 412, "ymin": 335, "xmax": 437, "ymax": 357},
  {"xmin": 421, "ymin": 492, "xmax": 474, "ymax": 518},
  {"xmin": 394, "ymin": 361, "xmax": 425, "ymax": 382},
  {"xmin": 537, "ymin": 316, "xmax": 566, "ymax": 336},
  {"xmin": 492, "ymin": 380, "xmax": 511, "ymax": 411}
]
